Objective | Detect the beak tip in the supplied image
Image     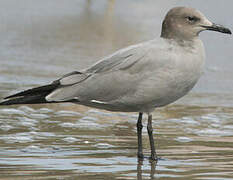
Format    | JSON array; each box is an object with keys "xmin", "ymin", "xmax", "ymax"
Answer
[
  {"xmin": 223, "ymin": 27, "xmax": 232, "ymax": 35},
  {"xmin": 203, "ymin": 24, "xmax": 232, "ymax": 35}
]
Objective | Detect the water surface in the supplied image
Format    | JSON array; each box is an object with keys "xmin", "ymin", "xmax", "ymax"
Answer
[{"xmin": 0, "ymin": 0, "xmax": 232, "ymax": 179}]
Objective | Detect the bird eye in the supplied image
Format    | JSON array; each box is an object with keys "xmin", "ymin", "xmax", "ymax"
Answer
[{"xmin": 186, "ymin": 16, "xmax": 198, "ymax": 23}]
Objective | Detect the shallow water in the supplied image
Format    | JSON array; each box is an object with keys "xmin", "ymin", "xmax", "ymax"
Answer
[{"xmin": 0, "ymin": 0, "xmax": 233, "ymax": 179}]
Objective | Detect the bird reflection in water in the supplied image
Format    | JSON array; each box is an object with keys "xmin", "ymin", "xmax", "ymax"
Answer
[{"xmin": 137, "ymin": 159, "xmax": 157, "ymax": 180}]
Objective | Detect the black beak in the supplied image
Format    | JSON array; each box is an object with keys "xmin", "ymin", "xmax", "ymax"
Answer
[{"xmin": 202, "ymin": 23, "xmax": 232, "ymax": 34}]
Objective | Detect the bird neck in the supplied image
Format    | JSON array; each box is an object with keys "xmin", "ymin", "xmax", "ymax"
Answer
[{"xmin": 162, "ymin": 36, "xmax": 201, "ymax": 49}]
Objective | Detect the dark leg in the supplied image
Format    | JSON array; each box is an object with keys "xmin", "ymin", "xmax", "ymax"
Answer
[
  {"xmin": 137, "ymin": 112, "xmax": 143, "ymax": 159},
  {"xmin": 147, "ymin": 114, "xmax": 157, "ymax": 161},
  {"xmin": 150, "ymin": 160, "xmax": 157, "ymax": 179},
  {"xmin": 137, "ymin": 159, "xmax": 143, "ymax": 180}
]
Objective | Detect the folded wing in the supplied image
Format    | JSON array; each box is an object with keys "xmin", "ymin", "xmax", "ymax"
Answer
[{"xmin": 0, "ymin": 41, "xmax": 152, "ymax": 106}]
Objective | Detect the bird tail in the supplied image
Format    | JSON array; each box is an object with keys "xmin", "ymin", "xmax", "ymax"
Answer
[{"xmin": 0, "ymin": 83, "xmax": 60, "ymax": 105}]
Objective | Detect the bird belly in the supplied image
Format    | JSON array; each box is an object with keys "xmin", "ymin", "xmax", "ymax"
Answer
[{"xmin": 111, "ymin": 61, "xmax": 203, "ymax": 112}]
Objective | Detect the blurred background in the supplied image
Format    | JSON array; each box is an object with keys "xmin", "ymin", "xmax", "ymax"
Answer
[{"xmin": 0, "ymin": 0, "xmax": 232, "ymax": 179}]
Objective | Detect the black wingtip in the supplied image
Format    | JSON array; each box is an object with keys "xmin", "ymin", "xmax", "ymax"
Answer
[
  {"xmin": 4, "ymin": 94, "xmax": 15, "ymax": 99},
  {"xmin": 0, "ymin": 82, "xmax": 61, "ymax": 106},
  {"xmin": 0, "ymin": 96, "xmax": 75, "ymax": 106},
  {"xmin": 0, "ymin": 95, "xmax": 48, "ymax": 105},
  {"xmin": 4, "ymin": 83, "xmax": 60, "ymax": 100},
  {"xmin": 0, "ymin": 101, "xmax": 8, "ymax": 105}
]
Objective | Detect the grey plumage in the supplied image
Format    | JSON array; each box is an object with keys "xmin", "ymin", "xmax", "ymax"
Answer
[{"xmin": 0, "ymin": 7, "xmax": 231, "ymax": 160}]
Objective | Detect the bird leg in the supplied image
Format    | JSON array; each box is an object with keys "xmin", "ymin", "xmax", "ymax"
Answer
[
  {"xmin": 147, "ymin": 114, "xmax": 157, "ymax": 160},
  {"xmin": 137, "ymin": 112, "xmax": 143, "ymax": 159}
]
